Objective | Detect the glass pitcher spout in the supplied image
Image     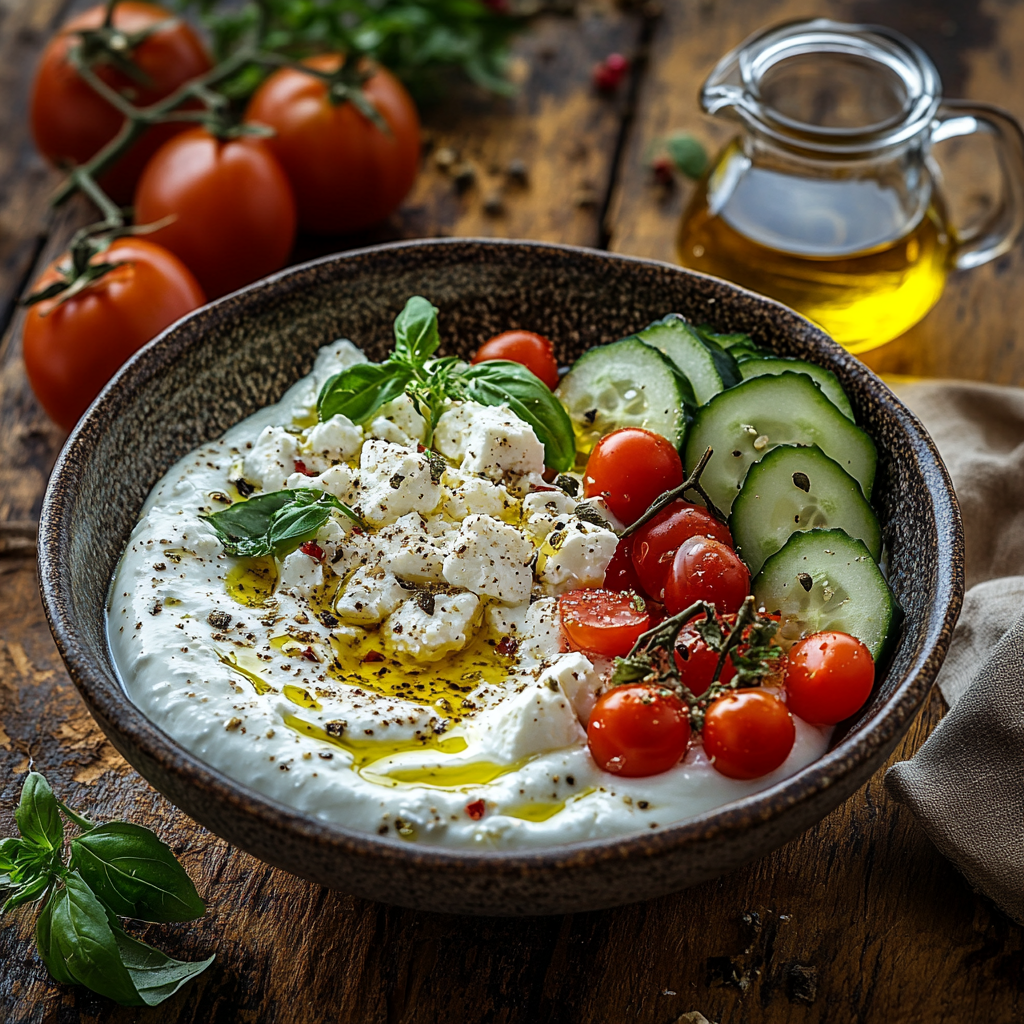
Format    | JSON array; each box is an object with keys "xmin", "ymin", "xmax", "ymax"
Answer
[{"xmin": 679, "ymin": 18, "xmax": 1024, "ymax": 354}]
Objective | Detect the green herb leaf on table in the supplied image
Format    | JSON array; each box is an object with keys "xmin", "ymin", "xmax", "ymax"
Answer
[
  {"xmin": 463, "ymin": 360, "xmax": 577, "ymax": 472},
  {"xmin": 5, "ymin": 773, "xmax": 213, "ymax": 1006},
  {"xmin": 202, "ymin": 488, "xmax": 364, "ymax": 558},
  {"xmin": 70, "ymin": 822, "xmax": 206, "ymax": 923},
  {"xmin": 14, "ymin": 772, "xmax": 64, "ymax": 855}
]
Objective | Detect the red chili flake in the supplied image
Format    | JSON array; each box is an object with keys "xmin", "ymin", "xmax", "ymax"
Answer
[
  {"xmin": 300, "ymin": 647, "xmax": 318, "ymax": 662},
  {"xmin": 362, "ymin": 650, "xmax": 384, "ymax": 663},
  {"xmin": 542, "ymin": 466, "xmax": 558, "ymax": 482},
  {"xmin": 594, "ymin": 53, "xmax": 629, "ymax": 92},
  {"xmin": 652, "ymin": 155, "xmax": 675, "ymax": 186},
  {"xmin": 300, "ymin": 540, "xmax": 325, "ymax": 560},
  {"xmin": 530, "ymin": 484, "xmax": 559, "ymax": 493},
  {"xmin": 417, "ymin": 444, "xmax": 427, "ymax": 453},
  {"xmin": 293, "ymin": 459, "xmax": 316, "ymax": 476},
  {"xmin": 495, "ymin": 635, "xmax": 519, "ymax": 657},
  {"xmin": 465, "ymin": 799, "xmax": 486, "ymax": 820},
  {"xmin": 351, "ymin": 527, "xmax": 364, "ymax": 536}
]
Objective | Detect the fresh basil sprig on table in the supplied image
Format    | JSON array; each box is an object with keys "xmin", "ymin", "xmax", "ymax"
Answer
[
  {"xmin": 202, "ymin": 487, "xmax": 365, "ymax": 558},
  {"xmin": 1, "ymin": 772, "xmax": 212, "ymax": 1007},
  {"xmin": 317, "ymin": 296, "xmax": 576, "ymax": 470}
]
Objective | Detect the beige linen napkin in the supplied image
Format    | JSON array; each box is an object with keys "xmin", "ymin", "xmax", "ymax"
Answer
[{"xmin": 885, "ymin": 381, "xmax": 1024, "ymax": 925}]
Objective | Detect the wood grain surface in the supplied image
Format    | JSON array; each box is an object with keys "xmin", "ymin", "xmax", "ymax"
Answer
[{"xmin": 2, "ymin": 1, "xmax": 1024, "ymax": 1021}]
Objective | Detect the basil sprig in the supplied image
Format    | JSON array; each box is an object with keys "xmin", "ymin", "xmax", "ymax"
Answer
[
  {"xmin": 2, "ymin": 772, "xmax": 213, "ymax": 1007},
  {"xmin": 317, "ymin": 296, "xmax": 576, "ymax": 471},
  {"xmin": 202, "ymin": 487, "xmax": 364, "ymax": 558}
]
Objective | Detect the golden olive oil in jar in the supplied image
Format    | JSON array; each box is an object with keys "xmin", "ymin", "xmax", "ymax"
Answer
[
  {"xmin": 678, "ymin": 142, "xmax": 953, "ymax": 353},
  {"xmin": 684, "ymin": 19, "xmax": 1024, "ymax": 354}
]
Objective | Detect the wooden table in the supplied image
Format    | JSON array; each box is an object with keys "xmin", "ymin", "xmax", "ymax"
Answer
[{"xmin": 2, "ymin": 1, "xmax": 1023, "ymax": 1021}]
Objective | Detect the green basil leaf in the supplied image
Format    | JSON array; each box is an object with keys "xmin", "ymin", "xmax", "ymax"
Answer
[
  {"xmin": 70, "ymin": 822, "xmax": 205, "ymax": 923},
  {"xmin": 267, "ymin": 500, "xmax": 335, "ymax": 554},
  {"xmin": 462, "ymin": 360, "xmax": 576, "ymax": 472},
  {"xmin": 393, "ymin": 295, "xmax": 440, "ymax": 365},
  {"xmin": 3, "ymin": 871, "xmax": 52, "ymax": 913},
  {"xmin": 201, "ymin": 490, "xmax": 297, "ymax": 557},
  {"xmin": 49, "ymin": 872, "xmax": 142, "ymax": 1005},
  {"xmin": 15, "ymin": 773, "xmax": 64, "ymax": 854},
  {"xmin": 36, "ymin": 886, "xmax": 77, "ymax": 986},
  {"xmin": 57, "ymin": 797, "xmax": 96, "ymax": 833},
  {"xmin": 0, "ymin": 836, "xmax": 21, "ymax": 875},
  {"xmin": 317, "ymin": 361, "xmax": 412, "ymax": 424},
  {"xmin": 111, "ymin": 920, "xmax": 215, "ymax": 1006}
]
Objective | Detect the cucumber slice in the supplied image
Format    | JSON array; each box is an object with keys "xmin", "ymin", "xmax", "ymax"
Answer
[
  {"xmin": 684, "ymin": 372, "xmax": 877, "ymax": 514},
  {"xmin": 738, "ymin": 356, "xmax": 855, "ymax": 421},
  {"xmin": 753, "ymin": 528, "xmax": 900, "ymax": 662},
  {"xmin": 695, "ymin": 325, "xmax": 764, "ymax": 361},
  {"xmin": 731, "ymin": 445, "xmax": 881, "ymax": 575},
  {"xmin": 636, "ymin": 315, "xmax": 740, "ymax": 403},
  {"xmin": 555, "ymin": 337, "xmax": 695, "ymax": 455}
]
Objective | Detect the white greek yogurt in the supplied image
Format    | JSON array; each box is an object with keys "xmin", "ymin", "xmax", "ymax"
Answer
[{"xmin": 107, "ymin": 339, "xmax": 830, "ymax": 850}]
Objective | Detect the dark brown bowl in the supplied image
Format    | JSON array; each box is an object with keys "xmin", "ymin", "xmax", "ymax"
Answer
[{"xmin": 38, "ymin": 239, "xmax": 963, "ymax": 916}]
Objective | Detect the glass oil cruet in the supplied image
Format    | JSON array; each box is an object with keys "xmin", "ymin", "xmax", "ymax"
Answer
[{"xmin": 677, "ymin": 19, "xmax": 1024, "ymax": 354}]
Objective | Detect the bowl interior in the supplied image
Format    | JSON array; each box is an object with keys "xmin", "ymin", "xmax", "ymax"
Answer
[{"xmin": 40, "ymin": 238, "xmax": 962, "ymax": 877}]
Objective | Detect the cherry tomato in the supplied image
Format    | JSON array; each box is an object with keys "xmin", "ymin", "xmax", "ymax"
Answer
[
  {"xmin": 583, "ymin": 427, "xmax": 683, "ymax": 526},
  {"xmin": 23, "ymin": 238, "xmax": 205, "ymax": 431},
  {"xmin": 631, "ymin": 499, "xmax": 733, "ymax": 600},
  {"xmin": 602, "ymin": 537, "xmax": 645, "ymax": 594},
  {"xmin": 587, "ymin": 684, "xmax": 691, "ymax": 777},
  {"xmin": 559, "ymin": 588, "xmax": 650, "ymax": 658},
  {"xmin": 784, "ymin": 631, "xmax": 874, "ymax": 725},
  {"xmin": 703, "ymin": 689, "xmax": 795, "ymax": 780},
  {"xmin": 30, "ymin": 3, "xmax": 212, "ymax": 202},
  {"xmin": 663, "ymin": 535, "xmax": 750, "ymax": 616},
  {"xmin": 673, "ymin": 622, "xmax": 736, "ymax": 696},
  {"xmin": 245, "ymin": 54, "xmax": 421, "ymax": 235},
  {"xmin": 134, "ymin": 128, "xmax": 297, "ymax": 299},
  {"xmin": 471, "ymin": 330, "xmax": 559, "ymax": 390}
]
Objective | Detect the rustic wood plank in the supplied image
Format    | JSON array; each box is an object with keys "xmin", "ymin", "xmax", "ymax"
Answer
[{"xmin": 606, "ymin": 0, "xmax": 1024, "ymax": 385}]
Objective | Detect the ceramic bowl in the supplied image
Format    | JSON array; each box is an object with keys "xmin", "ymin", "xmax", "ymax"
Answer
[{"xmin": 38, "ymin": 239, "xmax": 963, "ymax": 916}]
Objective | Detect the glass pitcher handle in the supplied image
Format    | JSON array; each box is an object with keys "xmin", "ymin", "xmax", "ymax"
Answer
[{"xmin": 932, "ymin": 100, "xmax": 1024, "ymax": 271}]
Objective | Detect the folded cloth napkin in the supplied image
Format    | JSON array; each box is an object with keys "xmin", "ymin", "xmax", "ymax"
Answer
[{"xmin": 885, "ymin": 381, "xmax": 1024, "ymax": 925}]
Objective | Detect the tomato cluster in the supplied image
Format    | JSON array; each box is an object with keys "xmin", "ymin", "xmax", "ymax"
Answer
[
  {"xmin": 25, "ymin": 4, "xmax": 422, "ymax": 431},
  {"xmin": 561, "ymin": 426, "xmax": 876, "ymax": 781}
]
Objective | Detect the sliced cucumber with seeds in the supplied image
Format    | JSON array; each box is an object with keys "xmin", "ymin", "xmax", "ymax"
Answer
[
  {"xmin": 738, "ymin": 355, "xmax": 855, "ymax": 421},
  {"xmin": 636, "ymin": 314, "xmax": 740, "ymax": 404},
  {"xmin": 555, "ymin": 337, "xmax": 695, "ymax": 455},
  {"xmin": 684, "ymin": 372, "xmax": 877, "ymax": 515},
  {"xmin": 753, "ymin": 528, "xmax": 900, "ymax": 662},
  {"xmin": 731, "ymin": 445, "xmax": 881, "ymax": 575}
]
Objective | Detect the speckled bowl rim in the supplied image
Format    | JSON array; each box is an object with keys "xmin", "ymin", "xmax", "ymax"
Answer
[{"xmin": 38, "ymin": 237, "xmax": 963, "ymax": 878}]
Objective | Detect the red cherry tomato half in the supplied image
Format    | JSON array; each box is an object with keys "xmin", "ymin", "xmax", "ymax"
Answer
[
  {"xmin": 134, "ymin": 128, "xmax": 297, "ymax": 300},
  {"xmin": 559, "ymin": 588, "xmax": 650, "ymax": 658},
  {"xmin": 471, "ymin": 330, "xmax": 559, "ymax": 390},
  {"xmin": 673, "ymin": 622, "xmax": 736, "ymax": 697},
  {"xmin": 703, "ymin": 689, "xmax": 795, "ymax": 780},
  {"xmin": 663, "ymin": 536, "xmax": 751, "ymax": 616},
  {"xmin": 583, "ymin": 427, "xmax": 683, "ymax": 526},
  {"xmin": 22, "ymin": 238, "xmax": 205, "ymax": 431},
  {"xmin": 630, "ymin": 499, "xmax": 734, "ymax": 600},
  {"xmin": 784, "ymin": 631, "xmax": 875, "ymax": 725},
  {"xmin": 587, "ymin": 684, "xmax": 691, "ymax": 777},
  {"xmin": 602, "ymin": 536, "xmax": 645, "ymax": 594},
  {"xmin": 30, "ymin": 2, "xmax": 213, "ymax": 202},
  {"xmin": 245, "ymin": 54, "xmax": 421, "ymax": 235}
]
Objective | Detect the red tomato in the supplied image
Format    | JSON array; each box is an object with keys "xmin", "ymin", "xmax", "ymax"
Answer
[
  {"xmin": 587, "ymin": 684, "xmax": 691, "ymax": 777},
  {"xmin": 30, "ymin": 3, "xmax": 212, "ymax": 202},
  {"xmin": 23, "ymin": 238, "xmax": 205, "ymax": 431},
  {"xmin": 471, "ymin": 330, "xmax": 559, "ymax": 390},
  {"xmin": 702, "ymin": 689, "xmax": 795, "ymax": 780},
  {"xmin": 673, "ymin": 622, "xmax": 736, "ymax": 696},
  {"xmin": 245, "ymin": 54, "xmax": 421, "ymax": 234},
  {"xmin": 663, "ymin": 536, "xmax": 750, "ymax": 616},
  {"xmin": 784, "ymin": 631, "xmax": 874, "ymax": 725},
  {"xmin": 559, "ymin": 588, "xmax": 650, "ymax": 658},
  {"xmin": 630, "ymin": 500, "xmax": 733, "ymax": 600},
  {"xmin": 583, "ymin": 427, "xmax": 683, "ymax": 526},
  {"xmin": 134, "ymin": 128, "xmax": 297, "ymax": 299},
  {"xmin": 602, "ymin": 537, "xmax": 645, "ymax": 594}
]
